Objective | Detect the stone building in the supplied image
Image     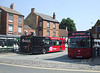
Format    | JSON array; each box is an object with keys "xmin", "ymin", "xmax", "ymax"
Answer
[
  {"xmin": 0, "ymin": 4, "xmax": 24, "ymax": 35},
  {"xmin": 24, "ymin": 8, "xmax": 59, "ymax": 37}
]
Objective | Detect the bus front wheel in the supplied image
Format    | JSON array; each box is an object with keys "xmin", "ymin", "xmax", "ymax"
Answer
[{"xmin": 42, "ymin": 49, "xmax": 46, "ymax": 54}]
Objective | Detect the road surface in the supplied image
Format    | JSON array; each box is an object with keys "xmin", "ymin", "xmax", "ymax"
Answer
[{"xmin": 0, "ymin": 63, "xmax": 99, "ymax": 73}]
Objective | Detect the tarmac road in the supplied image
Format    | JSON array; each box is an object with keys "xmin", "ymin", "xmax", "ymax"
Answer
[
  {"xmin": 0, "ymin": 48, "xmax": 100, "ymax": 71},
  {"xmin": 0, "ymin": 63, "xmax": 99, "ymax": 73}
]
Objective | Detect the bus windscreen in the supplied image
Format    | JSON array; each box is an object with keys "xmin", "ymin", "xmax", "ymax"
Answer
[{"xmin": 68, "ymin": 37, "xmax": 91, "ymax": 48}]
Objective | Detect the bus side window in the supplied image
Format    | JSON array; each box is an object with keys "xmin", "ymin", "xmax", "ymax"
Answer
[
  {"xmin": 59, "ymin": 40, "xmax": 62, "ymax": 45},
  {"xmin": 56, "ymin": 40, "xmax": 59, "ymax": 46},
  {"xmin": 52, "ymin": 40, "xmax": 56, "ymax": 46},
  {"xmin": 63, "ymin": 40, "xmax": 66, "ymax": 45}
]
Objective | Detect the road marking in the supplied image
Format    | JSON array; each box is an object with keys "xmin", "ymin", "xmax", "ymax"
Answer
[{"xmin": 0, "ymin": 63, "xmax": 100, "ymax": 72}]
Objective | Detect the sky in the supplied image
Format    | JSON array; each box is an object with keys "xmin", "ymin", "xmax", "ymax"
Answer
[{"xmin": 0, "ymin": 0, "xmax": 100, "ymax": 31}]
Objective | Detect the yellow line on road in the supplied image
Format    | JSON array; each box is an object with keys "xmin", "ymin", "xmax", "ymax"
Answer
[{"xmin": 0, "ymin": 63, "xmax": 100, "ymax": 73}]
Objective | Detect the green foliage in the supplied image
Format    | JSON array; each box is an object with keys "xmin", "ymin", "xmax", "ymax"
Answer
[{"xmin": 59, "ymin": 17, "xmax": 77, "ymax": 32}]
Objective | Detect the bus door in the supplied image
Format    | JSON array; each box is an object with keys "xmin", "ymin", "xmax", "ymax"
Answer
[
  {"xmin": 49, "ymin": 40, "xmax": 56, "ymax": 52},
  {"xmin": 62, "ymin": 40, "xmax": 66, "ymax": 50},
  {"xmin": 20, "ymin": 37, "xmax": 31, "ymax": 53},
  {"xmin": 0, "ymin": 38, "xmax": 7, "ymax": 49}
]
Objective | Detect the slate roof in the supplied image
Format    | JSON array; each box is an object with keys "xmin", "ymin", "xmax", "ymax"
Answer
[
  {"xmin": 35, "ymin": 12, "xmax": 59, "ymax": 23},
  {"xmin": 24, "ymin": 25, "xmax": 33, "ymax": 29},
  {"xmin": 0, "ymin": 6, "xmax": 23, "ymax": 16}
]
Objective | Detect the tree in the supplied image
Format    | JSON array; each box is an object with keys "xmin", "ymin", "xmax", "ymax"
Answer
[{"xmin": 59, "ymin": 17, "xmax": 77, "ymax": 32}]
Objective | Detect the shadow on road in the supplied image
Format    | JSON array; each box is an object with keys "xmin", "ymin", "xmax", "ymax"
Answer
[{"xmin": 45, "ymin": 54, "xmax": 89, "ymax": 64}]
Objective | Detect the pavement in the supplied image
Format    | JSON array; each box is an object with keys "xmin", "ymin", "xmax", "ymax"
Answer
[
  {"xmin": 0, "ymin": 52, "xmax": 100, "ymax": 66},
  {"xmin": 89, "ymin": 56, "xmax": 100, "ymax": 65},
  {"xmin": 0, "ymin": 52, "xmax": 100, "ymax": 71}
]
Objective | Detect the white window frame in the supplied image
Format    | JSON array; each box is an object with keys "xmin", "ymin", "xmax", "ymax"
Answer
[
  {"xmin": 8, "ymin": 24, "xmax": 13, "ymax": 33},
  {"xmin": 9, "ymin": 13, "xmax": 13, "ymax": 22},
  {"xmin": 47, "ymin": 21, "xmax": 50, "ymax": 28},
  {"xmin": 53, "ymin": 23, "xmax": 56, "ymax": 28},
  {"xmin": 18, "ymin": 15, "xmax": 22, "ymax": 24},
  {"xmin": 18, "ymin": 26, "xmax": 22, "ymax": 34}
]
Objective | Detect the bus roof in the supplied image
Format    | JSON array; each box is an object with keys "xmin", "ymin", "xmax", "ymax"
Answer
[{"xmin": 0, "ymin": 35, "xmax": 20, "ymax": 38}]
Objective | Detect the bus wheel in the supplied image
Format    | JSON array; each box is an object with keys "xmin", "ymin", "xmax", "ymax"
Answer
[
  {"xmin": 59, "ymin": 47, "xmax": 62, "ymax": 52},
  {"xmin": 42, "ymin": 49, "xmax": 46, "ymax": 54}
]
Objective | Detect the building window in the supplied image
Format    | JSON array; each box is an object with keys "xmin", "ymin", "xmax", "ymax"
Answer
[
  {"xmin": 9, "ymin": 13, "xmax": 13, "ymax": 22},
  {"xmin": 53, "ymin": 31, "xmax": 56, "ymax": 37},
  {"xmin": 53, "ymin": 23, "xmax": 56, "ymax": 28},
  {"xmin": 39, "ymin": 22, "xmax": 42, "ymax": 27},
  {"xmin": 47, "ymin": 21, "xmax": 50, "ymax": 28},
  {"xmin": 30, "ymin": 32, "xmax": 35, "ymax": 36},
  {"xmin": 24, "ymin": 30, "xmax": 28, "ymax": 35},
  {"xmin": 47, "ymin": 30, "xmax": 50, "ymax": 36},
  {"xmin": 18, "ymin": 16, "xmax": 22, "ymax": 24},
  {"xmin": 39, "ymin": 30, "xmax": 42, "ymax": 36},
  {"xmin": 18, "ymin": 26, "xmax": 22, "ymax": 34},
  {"xmin": 8, "ymin": 24, "xmax": 13, "ymax": 33}
]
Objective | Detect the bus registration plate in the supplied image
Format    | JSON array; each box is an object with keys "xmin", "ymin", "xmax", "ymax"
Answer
[{"xmin": 76, "ymin": 56, "xmax": 82, "ymax": 58}]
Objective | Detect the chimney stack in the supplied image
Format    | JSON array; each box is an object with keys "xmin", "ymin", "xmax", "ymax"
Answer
[
  {"xmin": 10, "ymin": 3, "xmax": 14, "ymax": 9},
  {"xmin": 31, "ymin": 8, "xmax": 35, "ymax": 13},
  {"xmin": 53, "ymin": 12, "xmax": 56, "ymax": 19}
]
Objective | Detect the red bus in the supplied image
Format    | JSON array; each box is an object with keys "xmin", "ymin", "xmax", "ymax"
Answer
[
  {"xmin": 68, "ymin": 31, "xmax": 92, "ymax": 58},
  {"xmin": 20, "ymin": 36, "xmax": 66, "ymax": 54}
]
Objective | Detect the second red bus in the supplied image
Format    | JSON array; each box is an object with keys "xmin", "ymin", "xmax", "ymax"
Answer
[{"xmin": 68, "ymin": 31, "xmax": 92, "ymax": 58}]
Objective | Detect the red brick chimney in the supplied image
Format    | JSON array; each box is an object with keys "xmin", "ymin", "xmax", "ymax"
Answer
[
  {"xmin": 10, "ymin": 3, "xmax": 14, "ymax": 9},
  {"xmin": 31, "ymin": 8, "xmax": 35, "ymax": 13},
  {"xmin": 53, "ymin": 12, "xmax": 56, "ymax": 19}
]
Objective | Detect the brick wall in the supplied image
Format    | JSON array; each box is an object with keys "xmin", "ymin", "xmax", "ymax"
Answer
[
  {"xmin": 42, "ymin": 20, "xmax": 59, "ymax": 37},
  {"xmin": 0, "ymin": 9, "xmax": 24, "ymax": 35},
  {"xmin": 24, "ymin": 28, "xmax": 35, "ymax": 35},
  {"xmin": 6, "ymin": 13, "xmax": 24, "ymax": 35},
  {"xmin": 24, "ymin": 13, "xmax": 37, "ymax": 29}
]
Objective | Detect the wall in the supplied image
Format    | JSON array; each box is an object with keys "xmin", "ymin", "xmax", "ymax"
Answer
[
  {"xmin": 24, "ymin": 28, "xmax": 35, "ymax": 35},
  {"xmin": 24, "ymin": 13, "xmax": 37, "ymax": 29},
  {"xmin": 6, "ymin": 13, "xmax": 24, "ymax": 35},
  {"xmin": 42, "ymin": 20, "xmax": 59, "ymax": 37},
  {"xmin": 0, "ymin": 9, "xmax": 6, "ymax": 34}
]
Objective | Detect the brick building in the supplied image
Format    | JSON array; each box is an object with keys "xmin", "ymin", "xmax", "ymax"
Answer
[
  {"xmin": 89, "ymin": 20, "xmax": 100, "ymax": 39},
  {"xmin": 24, "ymin": 25, "xmax": 36, "ymax": 36},
  {"xmin": 24, "ymin": 8, "xmax": 59, "ymax": 37},
  {"xmin": 0, "ymin": 4, "xmax": 24, "ymax": 35}
]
